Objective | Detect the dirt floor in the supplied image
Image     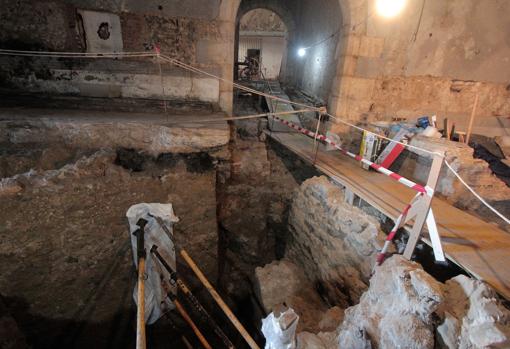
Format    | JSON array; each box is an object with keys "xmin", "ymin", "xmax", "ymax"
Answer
[{"xmin": 0, "ymin": 131, "xmax": 225, "ymax": 348}]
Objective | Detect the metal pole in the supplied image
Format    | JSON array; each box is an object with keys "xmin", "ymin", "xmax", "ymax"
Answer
[{"xmin": 180, "ymin": 249, "xmax": 260, "ymax": 349}]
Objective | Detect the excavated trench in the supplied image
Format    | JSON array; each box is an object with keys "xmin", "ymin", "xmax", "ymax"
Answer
[{"xmin": 0, "ymin": 96, "xmax": 501, "ymax": 349}]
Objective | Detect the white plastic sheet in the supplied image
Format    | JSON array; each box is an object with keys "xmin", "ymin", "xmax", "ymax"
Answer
[
  {"xmin": 127, "ymin": 203, "xmax": 179, "ymax": 325},
  {"xmin": 262, "ymin": 308, "xmax": 299, "ymax": 349}
]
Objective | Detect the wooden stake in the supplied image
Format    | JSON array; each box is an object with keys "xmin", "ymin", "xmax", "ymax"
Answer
[
  {"xmin": 450, "ymin": 122, "xmax": 456, "ymax": 141},
  {"xmin": 180, "ymin": 250, "xmax": 260, "ymax": 349},
  {"xmin": 443, "ymin": 118, "xmax": 450, "ymax": 140},
  {"xmin": 175, "ymin": 300, "xmax": 212, "ymax": 349},
  {"xmin": 466, "ymin": 93, "xmax": 479, "ymax": 145},
  {"xmin": 457, "ymin": 131, "xmax": 466, "ymax": 143},
  {"xmin": 136, "ymin": 258, "xmax": 146, "ymax": 349}
]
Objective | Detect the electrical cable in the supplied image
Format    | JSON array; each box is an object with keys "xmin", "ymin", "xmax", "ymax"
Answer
[{"xmin": 301, "ymin": 27, "xmax": 341, "ymax": 50}]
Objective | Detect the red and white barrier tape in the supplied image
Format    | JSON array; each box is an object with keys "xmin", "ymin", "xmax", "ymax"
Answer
[
  {"xmin": 273, "ymin": 116, "xmax": 429, "ymax": 195},
  {"xmin": 376, "ymin": 192, "xmax": 423, "ymax": 265}
]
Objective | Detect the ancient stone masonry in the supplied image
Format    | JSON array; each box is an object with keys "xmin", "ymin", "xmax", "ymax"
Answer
[
  {"xmin": 286, "ymin": 176, "xmax": 388, "ymax": 306},
  {"xmin": 0, "ymin": 0, "xmax": 228, "ymax": 104},
  {"xmin": 398, "ymin": 135, "xmax": 510, "ymax": 228},
  {"xmin": 338, "ymin": 255, "xmax": 510, "ymax": 349},
  {"xmin": 253, "ymin": 175, "xmax": 510, "ymax": 349},
  {"xmin": 0, "ymin": 111, "xmax": 232, "ymax": 346},
  {"xmin": 240, "ymin": 9, "xmax": 286, "ymax": 32},
  {"xmin": 338, "ymin": 256, "xmax": 444, "ymax": 349},
  {"xmin": 121, "ymin": 13, "xmax": 222, "ymax": 64},
  {"xmin": 437, "ymin": 275, "xmax": 510, "ymax": 349}
]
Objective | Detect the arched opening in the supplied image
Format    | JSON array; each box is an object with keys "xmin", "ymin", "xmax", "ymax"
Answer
[{"xmin": 235, "ymin": 9, "xmax": 288, "ymax": 82}]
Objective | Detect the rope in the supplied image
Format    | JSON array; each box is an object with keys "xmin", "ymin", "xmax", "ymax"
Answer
[
  {"xmin": 325, "ymin": 113, "xmax": 443, "ymax": 157},
  {"xmin": 157, "ymin": 54, "xmax": 321, "ymax": 112},
  {"xmin": 0, "ymin": 48, "xmax": 507, "ymax": 225},
  {"xmin": 164, "ymin": 109, "xmax": 311, "ymax": 124},
  {"xmin": 444, "ymin": 160, "xmax": 510, "ymax": 225},
  {"xmin": 0, "ymin": 49, "xmax": 156, "ymax": 57},
  {"xmin": 272, "ymin": 115, "xmax": 428, "ymax": 194}
]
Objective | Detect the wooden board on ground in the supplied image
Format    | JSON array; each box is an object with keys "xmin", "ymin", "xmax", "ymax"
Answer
[{"xmin": 267, "ymin": 131, "xmax": 510, "ymax": 301}]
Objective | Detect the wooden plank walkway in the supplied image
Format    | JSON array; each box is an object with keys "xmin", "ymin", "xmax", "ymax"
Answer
[{"xmin": 267, "ymin": 131, "xmax": 510, "ymax": 300}]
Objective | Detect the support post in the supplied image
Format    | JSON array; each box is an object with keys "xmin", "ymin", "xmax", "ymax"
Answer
[
  {"xmin": 312, "ymin": 112, "xmax": 322, "ymax": 164},
  {"xmin": 403, "ymin": 153, "xmax": 444, "ymax": 260}
]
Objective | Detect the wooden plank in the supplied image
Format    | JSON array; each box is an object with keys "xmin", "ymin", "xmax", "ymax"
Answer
[
  {"xmin": 466, "ymin": 93, "xmax": 479, "ymax": 144},
  {"xmin": 267, "ymin": 131, "xmax": 510, "ymax": 300}
]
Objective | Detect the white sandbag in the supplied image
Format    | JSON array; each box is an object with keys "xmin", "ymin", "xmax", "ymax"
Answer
[
  {"xmin": 262, "ymin": 308, "xmax": 299, "ymax": 349},
  {"xmin": 126, "ymin": 203, "xmax": 179, "ymax": 325}
]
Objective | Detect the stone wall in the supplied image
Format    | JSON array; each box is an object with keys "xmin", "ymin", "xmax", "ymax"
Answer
[
  {"xmin": 283, "ymin": 0, "xmax": 342, "ymax": 103},
  {"xmin": 286, "ymin": 176, "xmax": 387, "ymax": 306},
  {"xmin": 391, "ymin": 135, "xmax": 510, "ymax": 229},
  {"xmin": 240, "ymin": 8, "xmax": 286, "ymax": 33},
  {"xmin": 338, "ymin": 255, "xmax": 510, "ymax": 349},
  {"xmin": 0, "ymin": 111, "xmax": 231, "ymax": 347},
  {"xmin": 329, "ymin": 0, "xmax": 510, "ymax": 131},
  {"xmin": 0, "ymin": 0, "xmax": 237, "ymax": 109},
  {"xmin": 0, "ymin": 148, "xmax": 223, "ymax": 347}
]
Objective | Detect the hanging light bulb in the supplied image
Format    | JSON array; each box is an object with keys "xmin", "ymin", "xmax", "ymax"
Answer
[
  {"xmin": 298, "ymin": 48, "xmax": 306, "ymax": 57},
  {"xmin": 375, "ymin": 0, "xmax": 407, "ymax": 18}
]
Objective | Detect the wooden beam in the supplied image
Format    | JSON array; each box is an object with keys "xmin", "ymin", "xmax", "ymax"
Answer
[
  {"xmin": 136, "ymin": 258, "xmax": 146, "ymax": 349},
  {"xmin": 466, "ymin": 93, "xmax": 479, "ymax": 144},
  {"xmin": 175, "ymin": 300, "xmax": 212, "ymax": 349},
  {"xmin": 180, "ymin": 250, "xmax": 260, "ymax": 349}
]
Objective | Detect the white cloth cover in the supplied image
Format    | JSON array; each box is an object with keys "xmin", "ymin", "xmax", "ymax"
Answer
[
  {"xmin": 262, "ymin": 308, "xmax": 299, "ymax": 349},
  {"xmin": 126, "ymin": 203, "xmax": 179, "ymax": 325}
]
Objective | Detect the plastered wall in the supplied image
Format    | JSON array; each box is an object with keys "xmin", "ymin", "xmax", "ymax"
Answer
[{"xmin": 328, "ymin": 0, "xmax": 510, "ymax": 132}]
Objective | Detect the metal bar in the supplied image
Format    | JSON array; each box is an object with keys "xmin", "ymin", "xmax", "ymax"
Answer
[{"xmin": 180, "ymin": 250, "xmax": 260, "ymax": 349}]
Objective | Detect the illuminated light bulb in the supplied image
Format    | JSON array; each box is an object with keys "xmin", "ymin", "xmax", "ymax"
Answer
[
  {"xmin": 375, "ymin": 0, "xmax": 407, "ymax": 18},
  {"xmin": 298, "ymin": 48, "xmax": 306, "ymax": 57}
]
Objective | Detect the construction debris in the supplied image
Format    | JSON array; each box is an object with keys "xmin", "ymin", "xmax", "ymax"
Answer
[{"xmin": 261, "ymin": 308, "xmax": 299, "ymax": 349}]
